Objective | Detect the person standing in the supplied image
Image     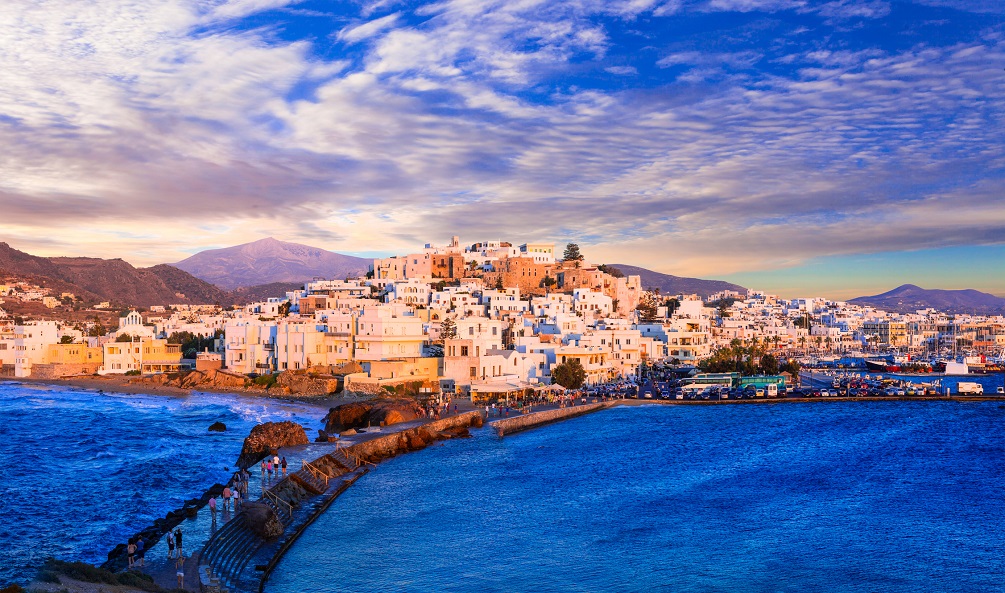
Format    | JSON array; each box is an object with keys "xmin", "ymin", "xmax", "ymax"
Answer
[
  {"xmin": 175, "ymin": 554, "xmax": 185, "ymax": 589},
  {"xmin": 281, "ymin": 456, "xmax": 287, "ymax": 477},
  {"xmin": 261, "ymin": 460, "xmax": 266, "ymax": 481},
  {"xmin": 135, "ymin": 537, "xmax": 145, "ymax": 568},
  {"xmin": 167, "ymin": 530, "xmax": 175, "ymax": 560},
  {"xmin": 209, "ymin": 495, "xmax": 217, "ymax": 518},
  {"xmin": 127, "ymin": 540, "xmax": 136, "ymax": 569},
  {"xmin": 174, "ymin": 529, "xmax": 183, "ymax": 558},
  {"xmin": 233, "ymin": 486, "xmax": 241, "ymax": 510},
  {"xmin": 223, "ymin": 486, "xmax": 232, "ymax": 511}
]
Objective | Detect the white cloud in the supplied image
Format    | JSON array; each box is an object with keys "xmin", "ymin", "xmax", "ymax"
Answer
[{"xmin": 337, "ymin": 12, "xmax": 402, "ymax": 44}]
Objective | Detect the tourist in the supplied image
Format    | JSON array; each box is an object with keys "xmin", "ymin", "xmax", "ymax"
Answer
[
  {"xmin": 267, "ymin": 460, "xmax": 273, "ymax": 479},
  {"xmin": 174, "ymin": 529, "xmax": 183, "ymax": 557},
  {"xmin": 261, "ymin": 460, "xmax": 266, "ymax": 480},
  {"xmin": 209, "ymin": 495, "xmax": 217, "ymax": 518},
  {"xmin": 273, "ymin": 453, "xmax": 280, "ymax": 474},
  {"xmin": 175, "ymin": 554, "xmax": 185, "ymax": 588},
  {"xmin": 167, "ymin": 530, "xmax": 175, "ymax": 559},
  {"xmin": 281, "ymin": 456, "xmax": 287, "ymax": 477},
  {"xmin": 223, "ymin": 486, "xmax": 232, "ymax": 511},
  {"xmin": 127, "ymin": 540, "xmax": 136, "ymax": 568},
  {"xmin": 234, "ymin": 486, "xmax": 241, "ymax": 510},
  {"xmin": 135, "ymin": 537, "xmax": 145, "ymax": 567}
]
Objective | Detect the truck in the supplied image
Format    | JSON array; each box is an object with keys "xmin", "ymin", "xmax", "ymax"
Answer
[{"xmin": 957, "ymin": 382, "xmax": 984, "ymax": 395}]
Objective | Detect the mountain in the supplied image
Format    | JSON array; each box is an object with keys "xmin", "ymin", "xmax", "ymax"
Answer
[
  {"xmin": 173, "ymin": 237, "xmax": 371, "ymax": 289},
  {"xmin": 0, "ymin": 242, "xmax": 231, "ymax": 307},
  {"xmin": 610, "ymin": 264, "xmax": 747, "ymax": 298},
  {"xmin": 849, "ymin": 284, "xmax": 1005, "ymax": 314}
]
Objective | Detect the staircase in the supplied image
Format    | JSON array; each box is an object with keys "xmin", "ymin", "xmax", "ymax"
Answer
[{"xmin": 200, "ymin": 514, "xmax": 264, "ymax": 592}]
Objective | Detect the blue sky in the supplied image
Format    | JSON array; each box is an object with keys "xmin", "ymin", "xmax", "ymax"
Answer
[{"xmin": 0, "ymin": 0, "xmax": 1003, "ymax": 299}]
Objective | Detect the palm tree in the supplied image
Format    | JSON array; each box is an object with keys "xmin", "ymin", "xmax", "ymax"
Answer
[{"xmin": 798, "ymin": 335, "xmax": 807, "ymax": 353}]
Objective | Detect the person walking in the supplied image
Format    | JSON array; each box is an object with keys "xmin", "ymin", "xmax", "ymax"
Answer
[
  {"xmin": 174, "ymin": 529, "xmax": 183, "ymax": 558},
  {"xmin": 175, "ymin": 554, "xmax": 185, "ymax": 589},
  {"xmin": 233, "ymin": 486, "xmax": 241, "ymax": 510},
  {"xmin": 209, "ymin": 495, "xmax": 217, "ymax": 518},
  {"xmin": 261, "ymin": 460, "xmax": 266, "ymax": 480},
  {"xmin": 223, "ymin": 486, "xmax": 232, "ymax": 511},
  {"xmin": 166, "ymin": 530, "xmax": 175, "ymax": 560},
  {"xmin": 127, "ymin": 540, "xmax": 136, "ymax": 569},
  {"xmin": 281, "ymin": 456, "xmax": 287, "ymax": 477}
]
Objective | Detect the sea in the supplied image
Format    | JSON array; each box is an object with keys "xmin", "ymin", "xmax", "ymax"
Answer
[
  {"xmin": 265, "ymin": 402, "xmax": 1005, "ymax": 593},
  {"xmin": 0, "ymin": 380, "xmax": 325, "ymax": 586},
  {"xmin": 3, "ymin": 382, "xmax": 1004, "ymax": 591}
]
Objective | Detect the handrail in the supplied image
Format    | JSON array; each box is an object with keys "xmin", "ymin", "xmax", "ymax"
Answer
[
  {"xmin": 301, "ymin": 460, "xmax": 331, "ymax": 486},
  {"xmin": 342, "ymin": 449, "xmax": 376, "ymax": 469},
  {"xmin": 262, "ymin": 489, "xmax": 293, "ymax": 519}
]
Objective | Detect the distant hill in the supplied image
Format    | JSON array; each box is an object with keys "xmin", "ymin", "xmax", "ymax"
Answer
[
  {"xmin": 611, "ymin": 264, "xmax": 747, "ymax": 298},
  {"xmin": 849, "ymin": 284, "xmax": 1005, "ymax": 314},
  {"xmin": 230, "ymin": 281, "xmax": 307, "ymax": 304},
  {"xmin": 0, "ymin": 242, "xmax": 231, "ymax": 307},
  {"xmin": 174, "ymin": 237, "xmax": 370, "ymax": 289}
]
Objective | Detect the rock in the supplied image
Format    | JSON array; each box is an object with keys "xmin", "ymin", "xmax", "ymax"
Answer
[
  {"xmin": 323, "ymin": 399, "xmax": 424, "ymax": 433},
  {"xmin": 236, "ymin": 421, "xmax": 309, "ymax": 468},
  {"xmin": 470, "ymin": 414, "xmax": 484, "ymax": 428},
  {"xmin": 243, "ymin": 502, "xmax": 284, "ymax": 539},
  {"xmin": 208, "ymin": 421, "xmax": 227, "ymax": 432},
  {"xmin": 339, "ymin": 428, "xmax": 357, "ymax": 437},
  {"xmin": 315, "ymin": 429, "xmax": 329, "ymax": 443}
]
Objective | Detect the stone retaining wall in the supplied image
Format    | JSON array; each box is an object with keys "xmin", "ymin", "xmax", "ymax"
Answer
[
  {"xmin": 493, "ymin": 402, "xmax": 614, "ymax": 437},
  {"xmin": 342, "ymin": 411, "xmax": 483, "ymax": 460}
]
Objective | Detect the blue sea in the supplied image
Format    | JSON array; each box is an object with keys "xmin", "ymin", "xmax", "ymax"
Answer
[
  {"xmin": 267, "ymin": 402, "xmax": 1005, "ymax": 593},
  {"xmin": 0, "ymin": 381, "xmax": 325, "ymax": 586}
]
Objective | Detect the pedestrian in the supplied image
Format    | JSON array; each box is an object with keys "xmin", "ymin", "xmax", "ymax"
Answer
[
  {"xmin": 267, "ymin": 460, "xmax": 273, "ymax": 479},
  {"xmin": 209, "ymin": 495, "xmax": 217, "ymax": 518},
  {"xmin": 127, "ymin": 540, "xmax": 136, "ymax": 568},
  {"xmin": 261, "ymin": 460, "xmax": 266, "ymax": 480},
  {"xmin": 174, "ymin": 529, "xmax": 183, "ymax": 558},
  {"xmin": 453, "ymin": 403, "xmax": 458, "ymax": 415},
  {"xmin": 233, "ymin": 486, "xmax": 241, "ymax": 510},
  {"xmin": 167, "ymin": 530, "xmax": 175, "ymax": 559},
  {"xmin": 281, "ymin": 456, "xmax": 287, "ymax": 477},
  {"xmin": 175, "ymin": 554, "xmax": 185, "ymax": 589},
  {"xmin": 223, "ymin": 486, "xmax": 232, "ymax": 511},
  {"xmin": 135, "ymin": 537, "xmax": 145, "ymax": 567},
  {"xmin": 273, "ymin": 453, "xmax": 280, "ymax": 471}
]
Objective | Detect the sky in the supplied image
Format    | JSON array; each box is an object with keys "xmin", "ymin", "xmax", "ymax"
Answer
[{"xmin": 1, "ymin": 0, "xmax": 1003, "ymax": 300}]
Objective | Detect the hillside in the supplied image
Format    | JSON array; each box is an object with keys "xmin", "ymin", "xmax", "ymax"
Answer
[
  {"xmin": 174, "ymin": 237, "xmax": 370, "ymax": 289},
  {"xmin": 0, "ymin": 243, "xmax": 233, "ymax": 307},
  {"xmin": 849, "ymin": 284, "xmax": 1005, "ymax": 314},
  {"xmin": 611, "ymin": 264, "xmax": 747, "ymax": 298}
]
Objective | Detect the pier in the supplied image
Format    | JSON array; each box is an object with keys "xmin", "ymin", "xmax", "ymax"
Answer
[{"xmin": 493, "ymin": 401, "xmax": 617, "ymax": 437}]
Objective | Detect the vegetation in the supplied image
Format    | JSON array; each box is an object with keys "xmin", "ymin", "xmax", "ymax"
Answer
[
  {"xmin": 59, "ymin": 335, "xmax": 74, "ymax": 344},
  {"xmin": 253, "ymin": 374, "xmax": 278, "ymax": 388},
  {"xmin": 439, "ymin": 317, "xmax": 457, "ymax": 342},
  {"xmin": 698, "ymin": 340, "xmax": 799, "ymax": 376},
  {"xmin": 552, "ymin": 358, "xmax": 586, "ymax": 389},
  {"xmin": 167, "ymin": 330, "xmax": 220, "ymax": 359},
  {"xmin": 115, "ymin": 333, "xmax": 133, "ymax": 342},
  {"xmin": 124, "ymin": 369, "xmax": 142, "ymax": 376},
  {"xmin": 562, "ymin": 243, "xmax": 584, "ymax": 262},
  {"xmin": 635, "ymin": 290, "xmax": 661, "ymax": 322},
  {"xmin": 35, "ymin": 558, "xmax": 167, "ymax": 592},
  {"xmin": 597, "ymin": 264, "xmax": 623, "ymax": 278},
  {"xmin": 87, "ymin": 315, "xmax": 106, "ymax": 337},
  {"xmin": 542, "ymin": 275, "xmax": 556, "ymax": 293}
]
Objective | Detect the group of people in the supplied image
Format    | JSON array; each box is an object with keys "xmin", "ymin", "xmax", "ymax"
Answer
[
  {"xmin": 126, "ymin": 528, "xmax": 183, "ymax": 569},
  {"xmin": 260, "ymin": 454, "xmax": 287, "ymax": 482}
]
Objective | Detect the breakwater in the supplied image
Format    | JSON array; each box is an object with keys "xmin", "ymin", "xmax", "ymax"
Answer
[
  {"xmin": 493, "ymin": 401, "xmax": 615, "ymax": 437},
  {"xmin": 245, "ymin": 411, "xmax": 485, "ymax": 592}
]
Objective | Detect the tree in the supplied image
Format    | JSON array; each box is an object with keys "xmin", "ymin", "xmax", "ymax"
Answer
[
  {"xmin": 87, "ymin": 316, "xmax": 106, "ymax": 337},
  {"xmin": 439, "ymin": 317, "xmax": 457, "ymax": 342},
  {"xmin": 542, "ymin": 275, "xmax": 556, "ymax": 294},
  {"xmin": 597, "ymin": 264, "xmax": 624, "ymax": 278},
  {"xmin": 666, "ymin": 297, "xmax": 681, "ymax": 317},
  {"xmin": 552, "ymin": 358, "xmax": 586, "ymax": 389},
  {"xmin": 59, "ymin": 335, "xmax": 74, "ymax": 344},
  {"xmin": 635, "ymin": 290, "xmax": 660, "ymax": 322},
  {"xmin": 495, "ymin": 276, "xmax": 504, "ymax": 290},
  {"xmin": 562, "ymin": 243, "xmax": 584, "ymax": 263},
  {"xmin": 116, "ymin": 333, "xmax": 133, "ymax": 342},
  {"xmin": 278, "ymin": 301, "xmax": 292, "ymax": 317},
  {"xmin": 759, "ymin": 353, "xmax": 779, "ymax": 375}
]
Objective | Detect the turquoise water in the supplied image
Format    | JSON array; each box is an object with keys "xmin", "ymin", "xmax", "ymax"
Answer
[
  {"xmin": 267, "ymin": 402, "xmax": 1005, "ymax": 593},
  {"xmin": 0, "ymin": 381, "xmax": 324, "ymax": 585}
]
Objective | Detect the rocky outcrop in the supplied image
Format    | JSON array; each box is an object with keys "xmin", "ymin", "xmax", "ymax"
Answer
[
  {"xmin": 208, "ymin": 421, "xmax": 227, "ymax": 432},
  {"xmin": 236, "ymin": 421, "xmax": 309, "ymax": 468},
  {"xmin": 243, "ymin": 502, "xmax": 284, "ymax": 539},
  {"xmin": 275, "ymin": 372, "xmax": 341, "ymax": 396},
  {"xmin": 322, "ymin": 399, "xmax": 424, "ymax": 433},
  {"xmin": 168, "ymin": 368, "xmax": 249, "ymax": 390}
]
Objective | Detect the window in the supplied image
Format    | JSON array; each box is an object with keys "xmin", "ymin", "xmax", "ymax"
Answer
[
  {"xmin": 461, "ymin": 346, "xmax": 469, "ymax": 356},
  {"xmin": 470, "ymin": 366, "xmax": 477, "ymax": 378}
]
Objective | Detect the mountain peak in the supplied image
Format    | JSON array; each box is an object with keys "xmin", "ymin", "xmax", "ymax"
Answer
[{"xmin": 174, "ymin": 239, "xmax": 370, "ymax": 289}]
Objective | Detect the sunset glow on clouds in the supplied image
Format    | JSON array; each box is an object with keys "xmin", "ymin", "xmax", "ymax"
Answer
[{"xmin": 1, "ymin": 0, "xmax": 1003, "ymax": 297}]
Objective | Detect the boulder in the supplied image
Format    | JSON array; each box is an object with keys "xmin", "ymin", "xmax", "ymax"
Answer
[
  {"xmin": 315, "ymin": 429, "xmax": 329, "ymax": 443},
  {"xmin": 236, "ymin": 421, "xmax": 309, "ymax": 468},
  {"xmin": 208, "ymin": 421, "xmax": 227, "ymax": 432},
  {"xmin": 243, "ymin": 502, "xmax": 284, "ymax": 539},
  {"xmin": 470, "ymin": 414, "xmax": 484, "ymax": 428},
  {"xmin": 323, "ymin": 399, "xmax": 424, "ymax": 433},
  {"xmin": 339, "ymin": 428, "xmax": 357, "ymax": 437}
]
